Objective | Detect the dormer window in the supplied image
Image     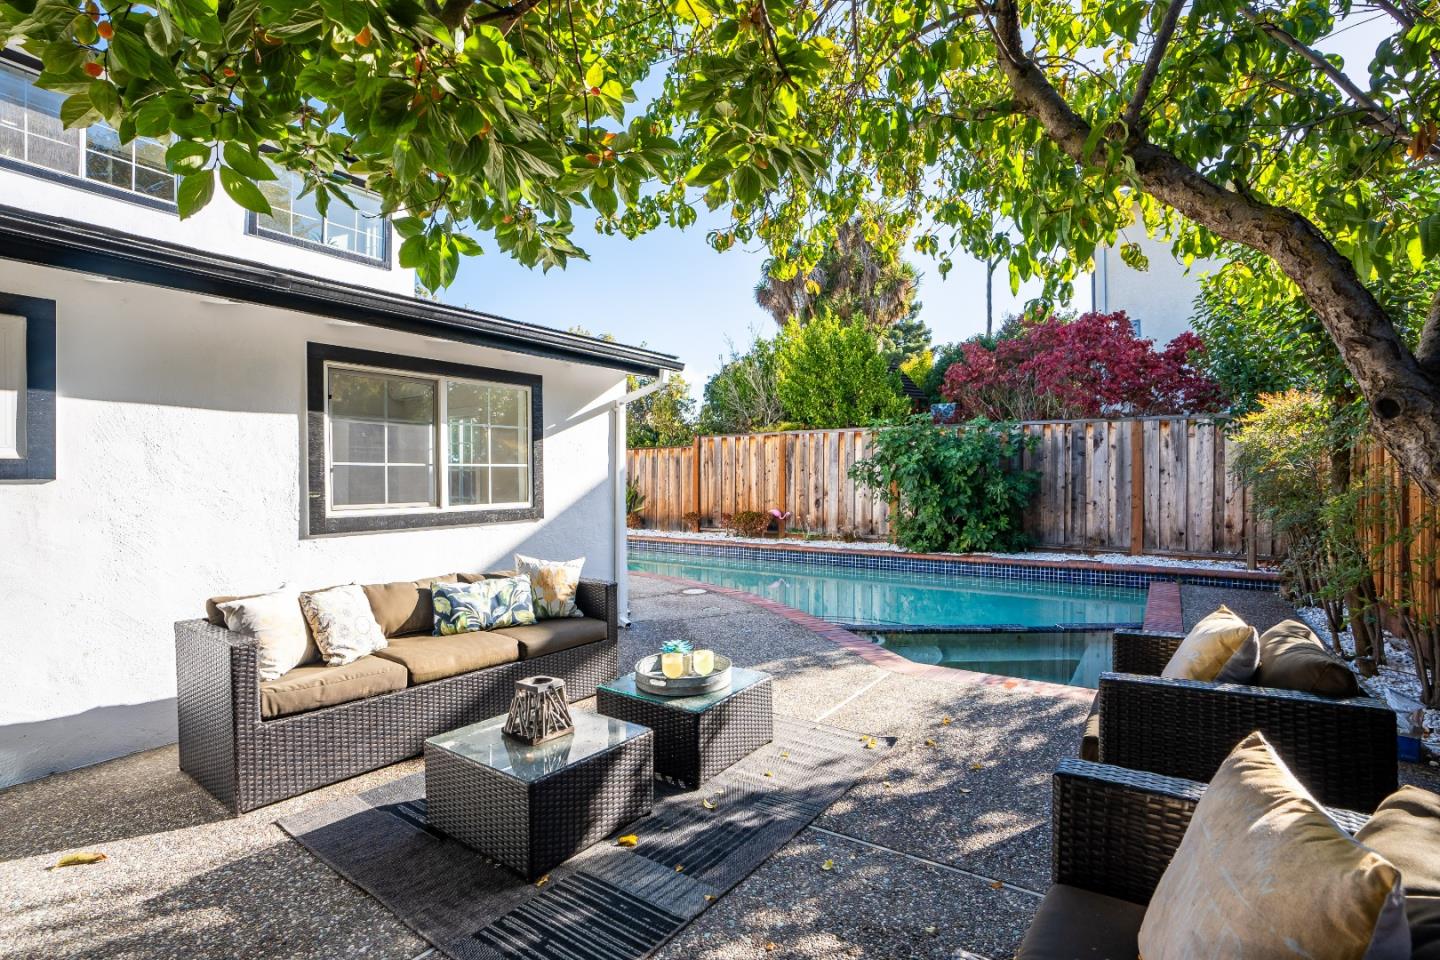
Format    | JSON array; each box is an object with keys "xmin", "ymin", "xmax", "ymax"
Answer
[
  {"xmin": 249, "ymin": 169, "xmax": 389, "ymax": 266},
  {"xmin": 0, "ymin": 60, "xmax": 175, "ymax": 207}
]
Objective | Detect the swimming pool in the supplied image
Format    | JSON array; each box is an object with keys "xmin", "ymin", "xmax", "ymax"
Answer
[
  {"xmin": 628, "ymin": 547, "xmax": 1148, "ymax": 630},
  {"xmin": 866, "ymin": 629, "xmax": 1114, "ymax": 688}
]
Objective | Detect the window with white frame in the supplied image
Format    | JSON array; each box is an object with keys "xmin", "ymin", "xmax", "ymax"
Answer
[
  {"xmin": 0, "ymin": 61, "xmax": 176, "ymax": 204},
  {"xmin": 325, "ymin": 362, "xmax": 533, "ymax": 515},
  {"xmin": 256, "ymin": 169, "xmax": 387, "ymax": 262}
]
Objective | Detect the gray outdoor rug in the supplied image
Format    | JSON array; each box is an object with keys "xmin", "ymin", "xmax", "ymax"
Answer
[{"xmin": 279, "ymin": 716, "xmax": 893, "ymax": 960}]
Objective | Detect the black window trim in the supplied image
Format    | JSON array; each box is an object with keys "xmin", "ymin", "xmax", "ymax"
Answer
[
  {"xmin": 0, "ymin": 292, "xmax": 56, "ymax": 482},
  {"xmin": 0, "ymin": 52, "xmax": 179, "ymax": 214},
  {"xmin": 245, "ymin": 209, "xmax": 393, "ymax": 270},
  {"xmin": 306, "ymin": 342, "xmax": 542, "ymax": 535}
]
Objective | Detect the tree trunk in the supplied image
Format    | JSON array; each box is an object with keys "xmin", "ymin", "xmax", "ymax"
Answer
[{"xmin": 988, "ymin": 0, "xmax": 1440, "ymax": 499}]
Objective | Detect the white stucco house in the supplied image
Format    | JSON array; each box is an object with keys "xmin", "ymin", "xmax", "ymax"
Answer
[
  {"xmin": 1092, "ymin": 230, "xmax": 1221, "ymax": 345},
  {"xmin": 0, "ymin": 49, "xmax": 681, "ymax": 788}
]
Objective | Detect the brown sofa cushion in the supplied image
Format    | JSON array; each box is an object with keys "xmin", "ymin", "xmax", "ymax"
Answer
[
  {"xmin": 373, "ymin": 632, "xmax": 520, "ymax": 684},
  {"xmin": 1254, "ymin": 620, "xmax": 1361, "ymax": 697},
  {"xmin": 496, "ymin": 617, "xmax": 608, "ymax": 660},
  {"xmin": 1355, "ymin": 785, "xmax": 1440, "ymax": 896},
  {"xmin": 362, "ymin": 575, "xmax": 459, "ymax": 637},
  {"xmin": 1409, "ymin": 897, "xmax": 1440, "ymax": 960},
  {"xmin": 458, "ymin": 570, "xmax": 516, "ymax": 584},
  {"xmin": 259, "ymin": 656, "xmax": 407, "ymax": 720},
  {"xmin": 1016, "ymin": 883, "xmax": 1144, "ymax": 959},
  {"xmin": 1080, "ymin": 693, "xmax": 1101, "ymax": 762}
]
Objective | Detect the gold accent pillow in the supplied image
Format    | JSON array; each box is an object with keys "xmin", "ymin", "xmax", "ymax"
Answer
[
  {"xmin": 1160, "ymin": 605, "xmax": 1257, "ymax": 682},
  {"xmin": 299, "ymin": 585, "xmax": 388, "ymax": 666},
  {"xmin": 217, "ymin": 591, "xmax": 317, "ymax": 681},
  {"xmin": 514, "ymin": 554, "xmax": 585, "ymax": 619},
  {"xmin": 1138, "ymin": 731, "xmax": 1409, "ymax": 959}
]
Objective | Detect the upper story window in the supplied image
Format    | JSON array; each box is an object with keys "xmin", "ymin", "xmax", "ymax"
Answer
[
  {"xmin": 252, "ymin": 169, "xmax": 388, "ymax": 265},
  {"xmin": 308, "ymin": 344, "xmax": 542, "ymax": 535},
  {"xmin": 0, "ymin": 61, "xmax": 175, "ymax": 206}
]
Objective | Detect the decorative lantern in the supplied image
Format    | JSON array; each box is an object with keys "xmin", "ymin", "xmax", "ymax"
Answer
[{"xmin": 502, "ymin": 676, "xmax": 574, "ymax": 745}]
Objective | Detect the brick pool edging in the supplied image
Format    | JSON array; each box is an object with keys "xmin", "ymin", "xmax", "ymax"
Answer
[
  {"xmin": 630, "ymin": 534, "xmax": 1281, "ymax": 592},
  {"xmin": 633, "ymin": 570, "xmax": 1101, "ymax": 704}
]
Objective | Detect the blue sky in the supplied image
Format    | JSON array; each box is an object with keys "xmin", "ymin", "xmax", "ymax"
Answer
[{"xmin": 439, "ymin": 15, "xmax": 1389, "ymax": 401}]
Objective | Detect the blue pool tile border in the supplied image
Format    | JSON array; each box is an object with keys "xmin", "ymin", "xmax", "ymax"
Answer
[{"xmin": 628, "ymin": 538, "xmax": 1278, "ymax": 592}]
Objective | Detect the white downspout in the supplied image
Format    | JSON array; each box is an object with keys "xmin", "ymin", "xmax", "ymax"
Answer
[{"xmin": 610, "ymin": 372, "xmax": 670, "ymax": 626}]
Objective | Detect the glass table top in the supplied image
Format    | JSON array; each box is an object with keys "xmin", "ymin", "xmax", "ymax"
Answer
[
  {"xmin": 599, "ymin": 666, "xmax": 770, "ymax": 714},
  {"xmin": 426, "ymin": 710, "xmax": 649, "ymax": 783}
]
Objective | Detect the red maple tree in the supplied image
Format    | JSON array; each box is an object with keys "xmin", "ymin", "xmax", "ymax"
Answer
[{"xmin": 940, "ymin": 311, "xmax": 1226, "ymax": 420}]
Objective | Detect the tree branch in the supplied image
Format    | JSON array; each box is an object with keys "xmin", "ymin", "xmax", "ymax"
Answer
[
  {"xmin": 1239, "ymin": 5, "xmax": 1440, "ymax": 160},
  {"xmin": 1419, "ymin": 286, "xmax": 1440, "ymax": 377},
  {"xmin": 988, "ymin": 0, "xmax": 1440, "ymax": 497},
  {"xmin": 436, "ymin": 0, "xmax": 542, "ymax": 31},
  {"xmin": 1122, "ymin": 0, "xmax": 1188, "ymax": 133}
]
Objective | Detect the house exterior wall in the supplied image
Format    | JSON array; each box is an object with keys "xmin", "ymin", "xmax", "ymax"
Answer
[
  {"xmin": 0, "ymin": 260, "xmax": 627, "ymax": 788},
  {"xmin": 0, "ymin": 163, "xmax": 412, "ymax": 297},
  {"xmin": 1092, "ymin": 231, "xmax": 1219, "ymax": 346}
]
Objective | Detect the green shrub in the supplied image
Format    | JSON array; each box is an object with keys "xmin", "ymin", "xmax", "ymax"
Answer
[
  {"xmin": 727, "ymin": 510, "xmax": 770, "ymax": 538},
  {"xmin": 850, "ymin": 415, "xmax": 1039, "ymax": 553},
  {"xmin": 774, "ymin": 312, "xmax": 909, "ymax": 428}
]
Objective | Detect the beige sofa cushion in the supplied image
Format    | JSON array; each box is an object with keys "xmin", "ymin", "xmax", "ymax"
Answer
[
  {"xmin": 216, "ymin": 591, "xmax": 318, "ymax": 681},
  {"xmin": 362, "ymin": 575, "xmax": 459, "ymax": 638},
  {"xmin": 496, "ymin": 617, "xmax": 608, "ymax": 660},
  {"xmin": 259, "ymin": 655, "xmax": 407, "ymax": 720},
  {"xmin": 1137, "ymin": 731, "xmax": 1409, "ymax": 959},
  {"xmin": 1016, "ymin": 883, "xmax": 1144, "ymax": 960},
  {"xmin": 1255, "ymin": 619, "xmax": 1361, "ymax": 697},
  {"xmin": 1080, "ymin": 693, "xmax": 1101, "ymax": 762},
  {"xmin": 1160, "ymin": 606, "xmax": 1256, "ymax": 682},
  {"xmin": 1355, "ymin": 785, "xmax": 1440, "ymax": 896},
  {"xmin": 300, "ymin": 584, "xmax": 388, "ymax": 666},
  {"xmin": 373, "ymin": 633, "xmax": 520, "ymax": 685}
]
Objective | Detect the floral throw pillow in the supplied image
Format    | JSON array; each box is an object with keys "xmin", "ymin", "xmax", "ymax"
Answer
[
  {"xmin": 433, "ymin": 577, "xmax": 537, "ymax": 635},
  {"xmin": 299, "ymin": 585, "xmax": 388, "ymax": 666},
  {"xmin": 514, "ymin": 554, "xmax": 585, "ymax": 619}
]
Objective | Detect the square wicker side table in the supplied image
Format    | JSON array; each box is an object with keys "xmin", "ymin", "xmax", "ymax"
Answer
[
  {"xmin": 596, "ymin": 667, "xmax": 773, "ymax": 789},
  {"xmin": 424, "ymin": 711, "xmax": 654, "ymax": 880}
]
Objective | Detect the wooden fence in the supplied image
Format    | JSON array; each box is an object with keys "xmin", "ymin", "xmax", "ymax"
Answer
[
  {"xmin": 627, "ymin": 417, "xmax": 1285, "ymax": 560},
  {"xmin": 1358, "ymin": 443, "xmax": 1440, "ymax": 626}
]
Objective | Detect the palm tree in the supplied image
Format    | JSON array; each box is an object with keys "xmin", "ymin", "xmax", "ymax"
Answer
[{"xmin": 754, "ymin": 218, "xmax": 920, "ymax": 331}]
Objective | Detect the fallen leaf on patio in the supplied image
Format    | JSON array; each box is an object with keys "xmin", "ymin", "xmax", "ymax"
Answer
[
  {"xmin": 704, "ymin": 894, "xmax": 716, "ymax": 902},
  {"xmin": 616, "ymin": 835, "xmax": 639, "ymax": 848},
  {"xmin": 675, "ymin": 865, "xmax": 685, "ymax": 872},
  {"xmin": 924, "ymin": 738, "xmax": 938, "ymax": 747},
  {"xmin": 924, "ymin": 926, "xmax": 938, "ymax": 935},
  {"xmin": 969, "ymin": 762, "xmax": 984, "ymax": 771},
  {"xmin": 535, "ymin": 874, "xmax": 550, "ymax": 887},
  {"xmin": 781, "ymin": 751, "xmax": 790, "ymax": 758},
  {"xmin": 989, "ymin": 880, "xmax": 1004, "ymax": 890},
  {"xmin": 764, "ymin": 943, "xmax": 777, "ymax": 952},
  {"xmin": 941, "ymin": 716, "xmax": 953, "ymax": 726},
  {"xmin": 959, "ymin": 788, "xmax": 972, "ymax": 794},
  {"xmin": 882, "ymin": 781, "xmax": 893, "ymax": 790},
  {"xmin": 764, "ymin": 770, "xmax": 774, "ymax": 777},
  {"xmin": 701, "ymin": 797, "xmax": 717, "ymax": 810},
  {"xmin": 820, "ymin": 859, "xmax": 834, "ymax": 871},
  {"xmin": 50, "ymin": 851, "xmax": 106, "ymax": 870}
]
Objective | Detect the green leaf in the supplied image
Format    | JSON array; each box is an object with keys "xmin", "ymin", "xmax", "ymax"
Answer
[
  {"xmin": 59, "ymin": 92, "xmax": 100, "ymax": 130},
  {"xmin": 177, "ymin": 170, "xmax": 215, "ymax": 219},
  {"xmin": 398, "ymin": 234, "xmax": 427, "ymax": 269},
  {"xmin": 221, "ymin": 142, "xmax": 277, "ymax": 181},
  {"xmin": 1419, "ymin": 214, "xmax": 1440, "ymax": 260},
  {"xmin": 218, "ymin": 165, "xmax": 272, "ymax": 214},
  {"xmin": 166, "ymin": 140, "xmax": 213, "ymax": 173},
  {"xmin": 87, "ymin": 80, "xmax": 118, "ymax": 121}
]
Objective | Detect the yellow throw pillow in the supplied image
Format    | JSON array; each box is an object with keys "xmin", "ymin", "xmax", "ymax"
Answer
[
  {"xmin": 1138, "ymin": 731, "xmax": 1409, "ymax": 960},
  {"xmin": 1160, "ymin": 605, "xmax": 1256, "ymax": 682}
]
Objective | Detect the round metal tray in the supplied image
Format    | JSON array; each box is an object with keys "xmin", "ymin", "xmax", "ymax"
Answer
[{"xmin": 634, "ymin": 654, "xmax": 733, "ymax": 697}]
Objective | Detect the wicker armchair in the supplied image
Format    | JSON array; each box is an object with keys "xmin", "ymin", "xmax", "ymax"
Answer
[
  {"xmin": 1089, "ymin": 629, "xmax": 1397, "ymax": 811},
  {"xmin": 176, "ymin": 578, "xmax": 619, "ymax": 814},
  {"xmin": 1017, "ymin": 758, "xmax": 1372, "ymax": 959}
]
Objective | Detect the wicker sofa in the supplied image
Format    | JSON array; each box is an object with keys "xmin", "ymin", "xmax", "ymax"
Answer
[
  {"xmin": 1016, "ymin": 758, "xmax": 1385, "ymax": 958},
  {"xmin": 1082, "ymin": 628, "xmax": 1398, "ymax": 811},
  {"xmin": 175, "ymin": 576, "xmax": 619, "ymax": 813}
]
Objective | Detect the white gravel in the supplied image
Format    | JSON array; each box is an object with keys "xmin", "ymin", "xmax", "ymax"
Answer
[
  {"xmin": 1296, "ymin": 606, "xmax": 1439, "ymax": 758},
  {"xmin": 629, "ymin": 530, "xmax": 1270, "ymax": 573}
]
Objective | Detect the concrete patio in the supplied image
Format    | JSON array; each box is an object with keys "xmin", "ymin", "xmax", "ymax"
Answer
[{"xmin": 2, "ymin": 573, "xmax": 1432, "ymax": 960}]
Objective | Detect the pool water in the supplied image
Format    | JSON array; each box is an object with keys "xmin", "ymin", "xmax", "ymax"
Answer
[
  {"xmin": 867, "ymin": 630, "xmax": 1114, "ymax": 688},
  {"xmin": 628, "ymin": 549, "xmax": 1147, "ymax": 630}
]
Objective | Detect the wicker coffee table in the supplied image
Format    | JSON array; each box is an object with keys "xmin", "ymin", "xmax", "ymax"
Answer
[
  {"xmin": 424, "ymin": 711, "xmax": 654, "ymax": 880},
  {"xmin": 597, "ymin": 667, "xmax": 773, "ymax": 788}
]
